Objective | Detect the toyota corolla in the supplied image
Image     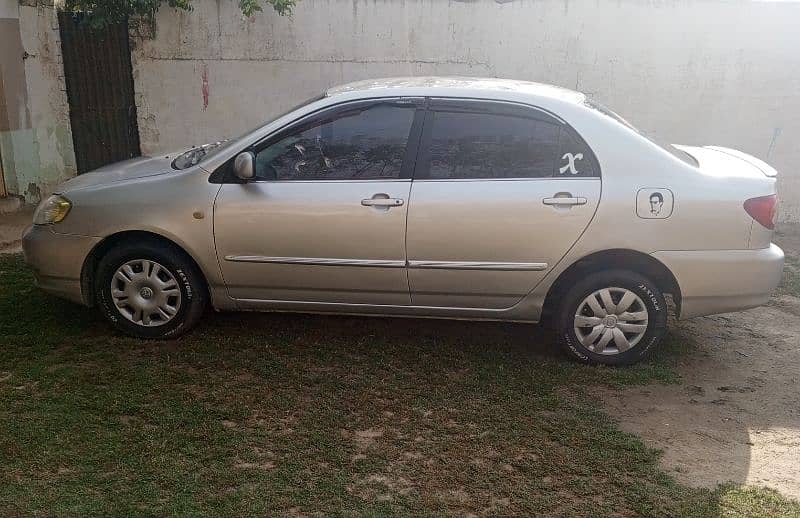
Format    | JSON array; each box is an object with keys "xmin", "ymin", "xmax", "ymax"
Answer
[{"xmin": 23, "ymin": 77, "xmax": 784, "ymax": 365}]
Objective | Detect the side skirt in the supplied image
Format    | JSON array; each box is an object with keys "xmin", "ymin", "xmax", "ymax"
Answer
[{"xmin": 225, "ymin": 298, "xmax": 540, "ymax": 323}]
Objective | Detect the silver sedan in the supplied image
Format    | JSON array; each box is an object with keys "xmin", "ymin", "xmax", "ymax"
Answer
[{"xmin": 23, "ymin": 77, "xmax": 784, "ymax": 365}]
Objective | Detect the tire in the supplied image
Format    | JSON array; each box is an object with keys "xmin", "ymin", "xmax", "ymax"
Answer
[
  {"xmin": 95, "ymin": 240, "xmax": 207, "ymax": 339},
  {"xmin": 555, "ymin": 269, "xmax": 667, "ymax": 366}
]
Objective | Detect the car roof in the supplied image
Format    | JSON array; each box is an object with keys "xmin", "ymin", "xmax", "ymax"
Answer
[{"xmin": 325, "ymin": 76, "xmax": 586, "ymax": 104}]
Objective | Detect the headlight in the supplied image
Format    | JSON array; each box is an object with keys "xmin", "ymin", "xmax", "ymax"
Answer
[{"xmin": 33, "ymin": 195, "xmax": 72, "ymax": 225}]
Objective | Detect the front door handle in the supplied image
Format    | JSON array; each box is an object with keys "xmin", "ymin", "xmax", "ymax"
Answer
[
  {"xmin": 543, "ymin": 196, "xmax": 587, "ymax": 206},
  {"xmin": 361, "ymin": 197, "xmax": 404, "ymax": 207}
]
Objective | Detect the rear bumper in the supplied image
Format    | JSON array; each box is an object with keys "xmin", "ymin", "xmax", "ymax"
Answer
[
  {"xmin": 652, "ymin": 244, "xmax": 784, "ymax": 319},
  {"xmin": 22, "ymin": 225, "xmax": 100, "ymax": 305}
]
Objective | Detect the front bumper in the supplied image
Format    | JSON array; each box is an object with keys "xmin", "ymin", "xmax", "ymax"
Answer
[
  {"xmin": 22, "ymin": 225, "xmax": 100, "ymax": 305},
  {"xmin": 652, "ymin": 243, "xmax": 785, "ymax": 319}
]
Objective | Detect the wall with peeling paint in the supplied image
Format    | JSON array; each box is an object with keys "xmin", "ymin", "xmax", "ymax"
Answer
[
  {"xmin": 0, "ymin": 0, "xmax": 76, "ymax": 203},
  {"xmin": 131, "ymin": 0, "xmax": 800, "ymax": 221}
]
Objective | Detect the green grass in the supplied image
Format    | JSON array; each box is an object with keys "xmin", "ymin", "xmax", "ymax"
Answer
[{"xmin": 1, "ymin": 253, "xmax": 798, "ymax": 516}]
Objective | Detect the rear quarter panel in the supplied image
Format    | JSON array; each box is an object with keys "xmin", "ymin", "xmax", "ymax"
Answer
[{"xmin": 511, "ymin": 102, "xmax": 767, "ymax": 320}]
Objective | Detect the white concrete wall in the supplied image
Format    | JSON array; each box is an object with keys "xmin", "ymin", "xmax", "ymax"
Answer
[
  {"xmin": 0, "ymin": 0, "xmax": 19, "ymax": 18},
  {"xmin": 18, "ymin": 2, "xmax": 77, "ymax": 200},
  {"xmin": 132, "ymin": 0, "xmax": 800, "ymax": 222},
  {"xmin": 0, "ymin": 0, "xmax": 76, "ymax": 202}
]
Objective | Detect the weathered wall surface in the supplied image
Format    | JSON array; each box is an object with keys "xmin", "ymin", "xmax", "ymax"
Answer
[
  {"xmin": 0, "ymin": 0, "xmax": 76, "ymax": 203},
  {"xmin": 132, "ymin": 0, "xmax": 800, "ymax": 221}
]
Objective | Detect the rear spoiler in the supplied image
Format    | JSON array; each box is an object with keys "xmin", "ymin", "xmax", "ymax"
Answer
[{"xmin": 703, "ymin": 146, "xmax": 778, "ymax": 177}]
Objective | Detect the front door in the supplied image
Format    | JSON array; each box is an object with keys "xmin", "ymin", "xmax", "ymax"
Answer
[
  {"xmin": 214, "ymin": 99, "xmax": 423, "ymax": 305},
  {"xmin": 406, "ymin": 99, "xmax": 601, "ymax": 309}
]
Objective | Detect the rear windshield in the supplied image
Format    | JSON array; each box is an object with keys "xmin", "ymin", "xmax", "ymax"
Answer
[{"xmin": 585, "ymin": 99, "xmax": 698, "ymax": 167}]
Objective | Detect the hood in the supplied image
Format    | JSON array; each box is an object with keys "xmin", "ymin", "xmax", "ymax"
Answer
[
  {"xmin": 674, "ymin": 145, "xmax": 778, "ymax": 179},
  {"xmin": 54, "ymin": 144, "xmax": 210, "ymax": 193}
]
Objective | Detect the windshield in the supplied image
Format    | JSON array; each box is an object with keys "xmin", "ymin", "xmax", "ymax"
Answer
[
  {"xmin": 585, "ymin": 99, "xmax": 698, "ymax": 167},
  {"xmin": 171, "ymin": 92, "xmax": 326, "ymax": 170}
]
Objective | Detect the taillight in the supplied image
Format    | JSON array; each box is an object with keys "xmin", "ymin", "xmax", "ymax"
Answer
[{"xmin": 743, "ymin": 194, "xmax": 778, "ymax": 230}]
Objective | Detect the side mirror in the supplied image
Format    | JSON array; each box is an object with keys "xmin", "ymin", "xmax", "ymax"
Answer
[{"xmin": 233, "ymin": 151, "xmax": 255, "ymax": 181}]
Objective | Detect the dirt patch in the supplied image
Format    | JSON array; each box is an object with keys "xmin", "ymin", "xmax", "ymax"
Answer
[
  {"xmin": 603, "ymin": 226, "xmax": 800, "ymax": 500},
  {"xmin": 604, "ymin": 298, "xmax": 800, "ymax": 500},
  {"xmin": 0, "ymin": 206, "xmax": 33, "ymax": 254},
  {"xmin": 776, "ymin": 223, "xmax": 800, "ymax": 257}
]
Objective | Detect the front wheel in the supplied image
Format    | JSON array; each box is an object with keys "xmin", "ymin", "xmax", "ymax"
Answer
[
  {"xmin": 95, "ymin": 241, "xmax": 207, "ymax": 339},
  {"xmin": 555, "ymin": 270, "xmax": 667, "ymax": 365}
]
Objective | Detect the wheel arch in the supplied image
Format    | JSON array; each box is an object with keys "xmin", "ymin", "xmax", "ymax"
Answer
[
  {"xmin": 541, "ymin": 249, "xmax": 682, "ymax": 321},
  {"xmin": 80, "ymin": 230, "xmax": 210, "ymax": 307}
]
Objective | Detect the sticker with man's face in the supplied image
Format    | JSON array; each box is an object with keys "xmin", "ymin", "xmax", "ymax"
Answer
[{"xmin": 636, "ymin": 188, "xmax": 674, "ymax": 219}]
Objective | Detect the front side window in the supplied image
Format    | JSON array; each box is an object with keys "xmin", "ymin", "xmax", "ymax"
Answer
[
  {"xmin": 419, "ymin": 111, "xmax": 562, "ymax": 180},
  {"xmin": 254, "ymin": 103, "xmax": 416, "ymax": 181}
]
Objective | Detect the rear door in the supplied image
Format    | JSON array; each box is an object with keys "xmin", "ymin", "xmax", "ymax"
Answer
[
  {"xmin": 214, "ymin": 98, "xmax": 423, "ymax": 305},
  {"xmin": 406, "ymin": 98, "xmax": 601, "ymax": 309}
]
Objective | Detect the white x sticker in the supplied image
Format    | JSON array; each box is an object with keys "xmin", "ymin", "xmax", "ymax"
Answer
[{"xmin": 559, "ymin": 152, "xmax": 584, "ymax": 175}]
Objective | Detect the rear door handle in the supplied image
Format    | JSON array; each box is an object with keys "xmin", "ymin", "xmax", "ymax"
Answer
[
  {"xmin": 543, "ymin": 196, "xmax": 587, "ymax": 206},
  {"xmin": 361, "ymin": 198, "xmax": 404, "ymax": 207}
]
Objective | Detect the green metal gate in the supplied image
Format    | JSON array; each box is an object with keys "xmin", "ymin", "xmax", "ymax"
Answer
[{"xmin": 58, "ymin": 13, "xmax": 141, "ymax": 174}]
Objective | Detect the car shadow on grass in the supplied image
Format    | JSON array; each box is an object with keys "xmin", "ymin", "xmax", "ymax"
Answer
[{"xmin": 1, "ymin": 253, "xmax": 796, "ymax": 515}]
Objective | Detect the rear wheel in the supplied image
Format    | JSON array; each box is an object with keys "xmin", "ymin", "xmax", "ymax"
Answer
[
  {"xmin": 95, "ymin": 241, "xmax": 206, "ymax": 339},
  {"xmin": 555, "ymin": 269, "xmax": 667, "ymax": 365}
]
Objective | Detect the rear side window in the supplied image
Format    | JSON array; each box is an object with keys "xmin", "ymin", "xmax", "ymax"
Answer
[
  {"xmin": 416, "ymin": 106, "xmax": 598, "ymax": 179},
  {"xmin": 556, "ymin": 130, "xmax": 597, "ymax": 178},
  {"xmin": 254, "ymin": 104, "xmax": 416, "ymax": 181},
  {"xmin": 419, "ymin": 111, "xmax": 560, "ymax": 179}
]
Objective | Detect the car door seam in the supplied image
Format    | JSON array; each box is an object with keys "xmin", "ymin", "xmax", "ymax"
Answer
[{"xmin": 404, "ymin": 102, "xmax": 429, "ymax": 305}]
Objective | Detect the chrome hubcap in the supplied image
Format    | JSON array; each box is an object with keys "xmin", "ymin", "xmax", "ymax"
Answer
[
  {"xmin": 110, "ymin": 259, "xmax": 182, "ymax": 327},
  {"xmin": 573, "ymin": 287, "xmax": 649, "ymax": 355}
]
